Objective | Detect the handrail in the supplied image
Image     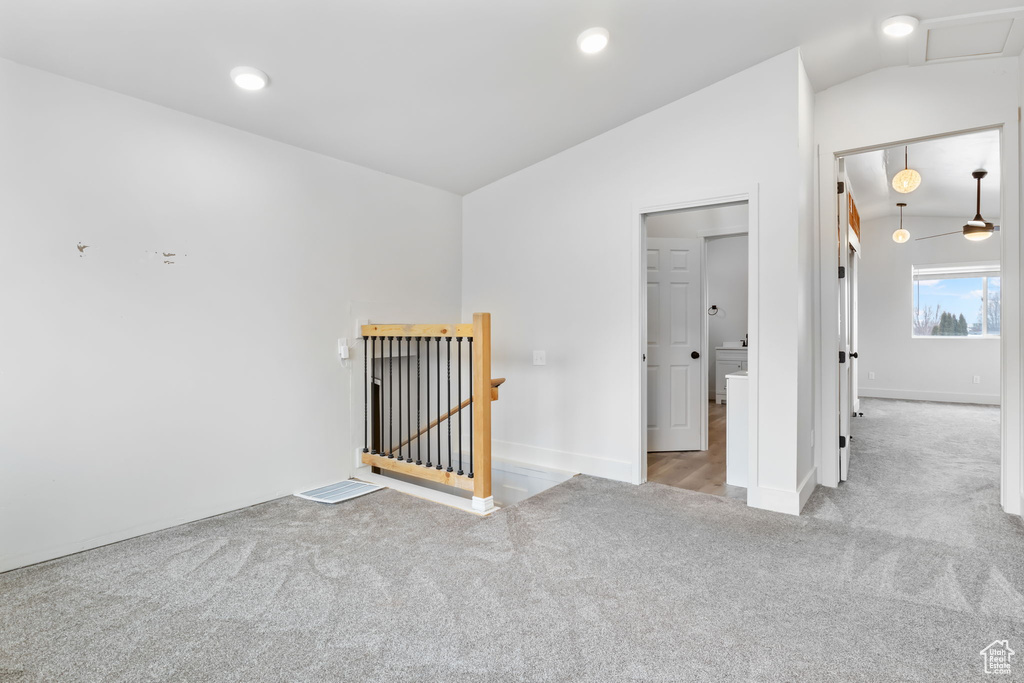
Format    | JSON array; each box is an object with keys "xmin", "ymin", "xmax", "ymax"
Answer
[
  {"xmin": 393, "ymin": 378, "xmax": 505, "ymax": 453},
  {"xmin": 359, "ymin": 312, "xmax": 496, "ymax": 511}
]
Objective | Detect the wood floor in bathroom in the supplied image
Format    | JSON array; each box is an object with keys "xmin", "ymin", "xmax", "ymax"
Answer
[{"xmin": 647, "ymin": 400, "xmax": 746, "ymax": 502}]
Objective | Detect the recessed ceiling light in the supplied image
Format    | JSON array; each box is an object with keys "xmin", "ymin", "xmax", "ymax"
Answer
[
  {"xmin": 230, "ymin": 66, "xmax": 269, "ymax": 91},
  {"xmin": 881, "ymin": 15, "xmax": 919, "ymax": 38},
  {"xmin": 577, "ymin": 27, "xmax": 609, "ymax": 54}
]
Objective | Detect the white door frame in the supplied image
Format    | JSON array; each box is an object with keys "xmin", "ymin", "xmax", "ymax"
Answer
[
  {"xmin": 633, "ymin": 185, "xmax": 760, "ymax": 489},
  {"xmin": 817, "ymin": 124, "xmax": 1022, "ymax": 516},
  {"xmin": 701, "ymin": 227, "xmax": 751, "ymax": 411}
]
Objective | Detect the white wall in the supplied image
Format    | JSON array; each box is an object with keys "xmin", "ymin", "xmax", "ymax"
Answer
[
  {"xmin": 856, "ymin": 215, "xmax": 1001, "ymax": 404},
  {"xmin": 797, "ymin": 53, "xmax": 816, "ymax": 497},
  {"xmin": 706, "ymin": 236, "xmax": 749, "ymax": 392},
  {"xmin": 461, "ymin": 49, "xmax": 815, "ymax": 514},
  {"xmin": 815, "ymin": 58, "xmax": 1021, "ymax": 514},
  {"xmin": 0, "ymin": 58, "xmax": 463, "ymax": 572},
  {"xmin": 645, "ymin": 203, "xmax": 748, "ymax": 238}
]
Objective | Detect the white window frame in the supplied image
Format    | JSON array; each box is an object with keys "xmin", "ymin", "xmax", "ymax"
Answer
[{"xmin": 911, "ymin": 261, "xmax": 1001, "ymax": 339}]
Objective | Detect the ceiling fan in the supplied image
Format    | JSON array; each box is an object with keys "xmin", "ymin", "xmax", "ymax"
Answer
[{"xmin": 915, "ymin": 170, "xmax": 998, "ymax": 242}]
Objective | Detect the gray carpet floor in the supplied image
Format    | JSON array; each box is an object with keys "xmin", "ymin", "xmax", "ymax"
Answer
[{"xmin": 2, "ymin": 398, "xmax": 1022, "ymax": 681}]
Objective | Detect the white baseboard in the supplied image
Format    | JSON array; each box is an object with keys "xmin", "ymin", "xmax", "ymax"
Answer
[
  {"xmin": 797, "ymin": 466, "xmax": 818, "ymax": 512},
  {"xmin": 859, "ymin": 388, "xmax": 999, "ymax": 406},
  {"xmin": 354, "ymin": 468, "xmax": 499, "ymax": 517},
  {"xmin": 492, "ymin": 439, "xmax": 631, "ymax": 483},
  {"xmin": 747, "ymin": 467, "xmax": 817, "ymax": 516},
  {"xmin": 0, "ymin": 488, "xmax": 297, "ymax": 574}
]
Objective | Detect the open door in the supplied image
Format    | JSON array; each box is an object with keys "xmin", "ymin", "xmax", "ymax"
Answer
[
  {"xmin": 647, "ymin": 236, "xmax": 704, "ymax": 452},
  {"xmin": 838, "ymin": 160, "xmax": 852, "ymax": 481},
  {"xmin": 850, "ymin": 245, "xmax": 861, "ymax": 416}
]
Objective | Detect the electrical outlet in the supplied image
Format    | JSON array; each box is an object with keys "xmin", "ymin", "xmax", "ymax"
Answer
[
  {"xmin": 974, "ymin": 375, "xmax": 981, "ymax": 384},
  {"xmin": 533, "ymin": 350, "xmax": 546, "ymax": 366},
  {"xmin": 868, "ymin": 371, "xmax": 876, "ymax": 380}
]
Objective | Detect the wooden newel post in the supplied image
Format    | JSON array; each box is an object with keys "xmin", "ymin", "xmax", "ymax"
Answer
[{"xmin": 471, "ymin": 312, "xmax": 493, "ymax": 511}]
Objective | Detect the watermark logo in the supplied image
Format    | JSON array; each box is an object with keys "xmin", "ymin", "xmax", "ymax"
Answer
[{"xmin": 981, "ymin": 640, "xmax": 1014, "ymax": 675}]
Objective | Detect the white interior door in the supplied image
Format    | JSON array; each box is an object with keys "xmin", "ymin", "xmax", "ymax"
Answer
[
  {"xmin": 850, "ymin": 247, "xmax": 861, "ymax": 415},
  {"xmin": 838, "ymin": 162, "xmax": 852, "ymax": 481},
  {"xmin": 647, "ymin": 237, "xmax": 703, "ymax": 452}
]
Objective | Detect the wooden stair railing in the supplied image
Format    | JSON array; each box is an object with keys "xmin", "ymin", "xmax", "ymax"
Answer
[
  {"xmin": 359, "ymin": 312, "xmax": 498, "ymax": 512},
  {"xmin": 393, "ymin": 377, "xmax": 505, "ymax": 453}
]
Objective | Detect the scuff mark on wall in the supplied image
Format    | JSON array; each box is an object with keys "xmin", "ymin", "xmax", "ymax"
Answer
[
  {"xmin": 150, "ymin": 250, "xmax": 187, "ymax": 265},
  {"xmin": 76, "ymin": 242, "xmax": 89, "ymax": 257}
]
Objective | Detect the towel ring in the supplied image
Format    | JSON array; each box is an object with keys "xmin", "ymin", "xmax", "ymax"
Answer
[{"xmin": 708, "ymin": 305, "xmax": 719, "ymax": 316}]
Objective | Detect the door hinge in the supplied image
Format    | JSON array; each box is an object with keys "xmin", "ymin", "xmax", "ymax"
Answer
[
  {"xmin": 839, "ymin": 435, "xmax": 847, "ymax": 449},
  {"xmin": 838, "ymin": 266, "xmax": 846, "ymax": 279},
  {"xmin": 839, "ymin": 351, "xmax": 846, "ymax": 364},
  {"xmin": 837, "ymin": 181, "xmax": 845, "ymax": 194}
]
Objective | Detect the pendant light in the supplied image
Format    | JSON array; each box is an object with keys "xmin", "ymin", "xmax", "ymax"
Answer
[
  {"xmin": 892, "ymin": 146, "xmax": 922, "ymax": 193},
  {"xmin": 892, "ymin": 202, "xmax": 910, "ymax": 243},
  {"xmin": 963, "ymin": 170, "xmax": 995, "ymax": 241}
]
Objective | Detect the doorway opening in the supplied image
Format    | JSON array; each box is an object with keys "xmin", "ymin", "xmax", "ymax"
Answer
[
  {"xmin": 642, "ymin": 201, "xmax": 749, "ymax": 501},
  {"xmin": 829, "ymin": 128, "xmax": 1003, "ymax": 523}
]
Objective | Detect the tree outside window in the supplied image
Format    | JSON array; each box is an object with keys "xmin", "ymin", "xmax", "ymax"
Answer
[{"xmin": 912, "ymin": 263, "xmax": 1000, "ymax": 338}]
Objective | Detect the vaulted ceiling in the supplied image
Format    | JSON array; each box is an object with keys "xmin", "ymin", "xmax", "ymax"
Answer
[
  {"xmin": 845, "ymin": 129, "xmax": 1002, "ymax": 225},
  {"xmin": 1, "ymin": 0, "xmax": 1022, "ymax": 194}
]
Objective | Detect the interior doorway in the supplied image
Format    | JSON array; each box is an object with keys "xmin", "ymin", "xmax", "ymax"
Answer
[
  {"xmin": 642, "ymin": 201, "xmax": 749, "ymax": 500},
  {"xmin": 835, "ymin": 128, "xmax": 1003, "ymax": 487}
]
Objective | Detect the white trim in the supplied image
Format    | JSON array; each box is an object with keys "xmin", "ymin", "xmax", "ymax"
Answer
[
  {"xmin": 798, "ymin": 466, "xmax": 818, "ymax": 511},
  {"xmin": 746, "ymin": 466, "xmax": 818, "ymax": 516},
  {"xmin": 353, "ymin": 468, "xmax": 499, "ymax": 516},
  {"xmin": 859, "ymin": 388, "xmax": 1000, "ymax": 405},
  {"xmin": 490, "ymin": 457, "xmax": 578, "ymax": 482},
  {"xmin": 492, "ymin": 439, "xmax": 629, "ymax": 482},
  {"xmin": 631, "ymin": 185, "xmax": 759, "ymax": 504},
  {"xmin": 0, "ymin": 488, "xmax": 291, "ymax": 574},
  {"xmin": 698, "ymin": 224, "xmax": 749, "ymax": 238},
  {"xmin": 471, "ymin": 496, "xmax": 494, "ymax": 512}
]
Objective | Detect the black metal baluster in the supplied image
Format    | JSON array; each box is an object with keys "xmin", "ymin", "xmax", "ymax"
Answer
[
  {"xmin": 457, "ymin": 337, "xmax": 463, "ymax": 475},
  {"xmin": 425, "ymin": 336, "xmax": 432, "ymax": 468},
  {"xmin": 372, "ymin": 335, "xmax": 380, "ymax": 454},
  {"xmin": 468, "ymin": 337, "xmax": 474, "ymax": 478},
  {"xmin": 388, "ymin": 336, "xmax": 394, "ymax": 458},
  {"xmin": 416, "ymin": 337, "xmax": 422, "ymax": 466},
  {"xmin": 397, "ymin": 336, "xmax": 404, "ymax": 461},
  {"xmin": 435, "ymin": 337, "xmax": 442, "ymax": 470},
  {"xmin": 363, "ymin": 336, "xmax": 369, "ymax": 454},
  {"xmin": 406, "ymin": 337, "xmax": 412, "ymax": 463},
  {"xmin": 446, "ymin": 337, "xmax": 453, "ymax": 473}
]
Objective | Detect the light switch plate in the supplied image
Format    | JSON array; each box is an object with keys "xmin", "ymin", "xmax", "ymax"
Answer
[{"xmin": 533, "ymin": 350, "xmax": 546, "ymax": 366}]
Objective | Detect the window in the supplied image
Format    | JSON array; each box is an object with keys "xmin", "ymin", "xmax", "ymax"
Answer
[{"xmin": 912, "ymin": 263, "xmax": 1000, "ymax": 338}]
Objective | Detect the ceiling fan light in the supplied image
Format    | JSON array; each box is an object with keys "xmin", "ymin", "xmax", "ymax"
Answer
[
  {"xmin": 892, "ymin": 228, "xmax": 911, "ymax": 244},
  {"xmin": 892, "ymin": 168, "xmax": 922, "ymax": 193},
  {"xmin": 963, "ymin": 224, "xmax": 994, "ymax": 241}
]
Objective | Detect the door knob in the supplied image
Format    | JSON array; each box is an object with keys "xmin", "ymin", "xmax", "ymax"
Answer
[
  {"xmin": 850, "ymin": 352, "xmax": 859, "ymax": 359},
  {"xmin": 691, "ymin": 351, "xmax": 700, "ymax": 359}
]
